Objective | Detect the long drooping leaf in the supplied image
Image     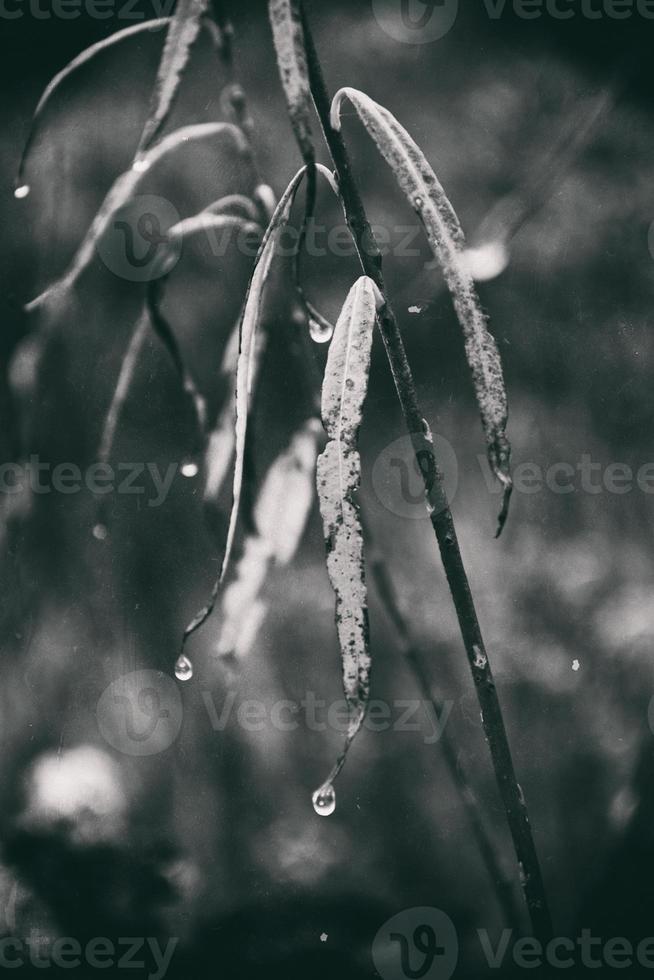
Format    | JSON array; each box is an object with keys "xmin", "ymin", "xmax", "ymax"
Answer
[
  {"xmin": 137, "ymin": 0, "xmax": 209, "ymax": 155},
  {"xmin": 98, "ymin": 308, "xmax": 150, "ymax": 470},
  {"xmin": 181, "ymin": 162, "xmax": 337, "ymax": 653},
  {"xmin": 15, "ymin": 19, "xmax": 170, "ymax": 195},
  {"xmin": 331, "ymin": 87, "xmax": 513, "ymax": 535},
  {"xmin": 26, "ymin": 122, "xmax": 247, "ymax": 313},
  {"xmin": 215, "ymin": 417, "xmax": 321, "ymax": 663},
  {"xmin": 179, "ymin": 167, "xmax": 307, "ymax": 653},
  {"xmin": 268, "ymin": 0, "xmax": 320, "ymax": 335},
  {"xmin": 268, "ymin": 0, "xmax": 314, "ymax": 168},
  {"xmin": 314, "ymin": 276, "xmax": 381, "ymax": 801}
]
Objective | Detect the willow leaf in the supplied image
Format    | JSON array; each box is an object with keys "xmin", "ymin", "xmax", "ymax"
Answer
[
  {"xmin": 331, "ymin": 87, "xmax": 512, "ymax": 535},
  {"xmin": 15, "ymin": 19, "xmax": 170, "ymax": 194},
  {"xmin": 179, "ymin": 167, "xmax": 307, "ymax": 654},
  {"xmin": 315, "ymin": 276, "xmax": 381, "ymax": 796},
  {"xmin": 254, "ymin": 417, "xmax": 321, "ymax": 564},
  {"xmin": 26, "ymin": 121, "xmax": 247, "ymax": 313},
  {"xmin": 181, "ymin": 163, "xmax": 338, "ymax": 654},
  {"xmin": 218, "ymin": 167, "xmax": 307, "ymax": 583},
  {"xmin": 137, "ymin": 0, "xmax": 209, "ymax": 155},
  {"xmin": 98, "ymin": 308, "xmax": 150, "ymax": 470},
  {"xmin": 268, "ymin": 0, "xmax": 314, "ymax": 167},
  {"xmin": 215, "ymin": 418, "xmax": 321, "ymax": 663}
]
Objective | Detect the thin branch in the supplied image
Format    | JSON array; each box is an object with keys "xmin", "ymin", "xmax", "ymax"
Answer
[{"xmin": 299, "ymin": 1, "xmax": 553, "ymax": 943}]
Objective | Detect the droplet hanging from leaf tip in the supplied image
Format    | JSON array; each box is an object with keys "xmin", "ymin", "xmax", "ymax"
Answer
[
  {"xmin": 14, "ymin": 185, "xmax": 30, "ymax": 200},
  {"xmin": 92, "ymin": 523, "xmax": 108, "ymax": 542},
  {"xmin": 312, "ymin": 783, "xmax": 336, "ymax": 817},
  {"xmin": 309, "ymin": 317, "xmax": 333, "ymax": 344},
  {"xmin": 175, "ymin": 654, "xmax": 193, "ymax": 682}
]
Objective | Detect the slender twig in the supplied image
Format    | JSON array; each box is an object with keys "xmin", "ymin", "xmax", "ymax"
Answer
[{"xmin": 299, "ymin": 2, "xmax": 553, "ymax": 942}]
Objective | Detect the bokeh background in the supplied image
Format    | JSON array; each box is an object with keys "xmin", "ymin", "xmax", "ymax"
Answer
[{"xmin": 1, "ymin": 0, "xmax": 654, "ymax": 976}]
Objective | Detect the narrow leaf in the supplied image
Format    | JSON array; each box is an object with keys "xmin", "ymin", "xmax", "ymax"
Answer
[
  {"xmin": 331, "ymin": 87, "xmax": 512, "ymax": 535},
  {"xmin": 315, "ymin": 276, "xmax": 381, "ymax": 793},
  {"xmin": 218, "ymin": 168, "xmax": 307, "ymax": 577},
  {"xmin": 137, "ymin": 0, "xmax": 209, "ymax": 155},
  {"xmin": 26, "ymin": 121, "xmax": 248, "ymax": 312},
  {"xmin": 254, "ymin": 417, "xmax": 322, "ymax": 565},
  {"xmin": 182, "ymin": 163, "xmax": 337, "ymax": 653},
  {"xmin": 98, "ymin": 307, "xmax": 150, "ymax": 469},
  {"xmin": 268, "ymin": 0, "xmax": 314, "ymax": 167},
  {"xmin": 15, "ymin": 19, "xmax": 170, "ymax": 194},
  {"xmin": 215, "ymin": 417, "xmax": 321, "ymax": 663}
]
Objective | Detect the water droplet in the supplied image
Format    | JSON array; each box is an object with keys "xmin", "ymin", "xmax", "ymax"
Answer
[
  {"xmin": 312, "ymin": 783, "xmax": 336, "ymax": 817},
  {"xmin": 180, "ymin": 459, "xmax": 199, "ymax": 479},
  {"xmin": 309, "ymin": 318, "xmax": 333, "ymax": 344},
  {"xmin": 132, "ymin": 158, "xmax": 150, "ymax": 174},
  {"xmin": 175, "ymin": 654, "xmax": 193, "ymax": 682},
  {"xmin": 413, "ymin": 195, "xmax": 423, "ymax": 210},
  {"xmin": 14, "ymin": 185, "xmax": 30, "ymax": 200},
  {"xmin": 92, "ymin": 523, "xmax": 108, "ymax": 541}
]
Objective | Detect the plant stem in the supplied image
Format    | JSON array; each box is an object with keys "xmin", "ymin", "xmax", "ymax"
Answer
[{"xmin": 300, "ymin": 1, "xmax": 553, "ymax": 943}]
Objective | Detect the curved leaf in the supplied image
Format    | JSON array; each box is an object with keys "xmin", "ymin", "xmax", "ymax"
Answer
[
  {"xmin": 215, "ymin": 417, "xmax": 321, "ymax": 663},
  {"xmin": 268, "ymin": 0, "xmax": 314, "ymax": 167},
  {"xmin": 331, "ymin": 87, "xmax": 512, "ymax": 535},
  {"xmin": 181, "ymin": 162, "xmax": 338, "ymax": 653},
  {"xmin": 137, "ymin": 0, "xmax": 210, "ymax": 155},
  {"xmin": 98, "ymin": 307, "xmax": 150, "ymax": 470},
  {"xmin": 315, "ymin": 275, "xmax": 381, "ymax": 792},
  {"xmin": 15, "ymin": 19, "xmax": 170, "ymax": 193},
  {"xmin": 26, "ymin": 121, "xmax": 248, "ymax": 312}
]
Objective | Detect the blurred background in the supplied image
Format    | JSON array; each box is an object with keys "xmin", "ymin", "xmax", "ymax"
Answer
[{"xmin": 1, "ymin": 0, "xmax": 654, "ymax": 975}]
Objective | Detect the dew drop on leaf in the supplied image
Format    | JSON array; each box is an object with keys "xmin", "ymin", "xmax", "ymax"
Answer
[
  {"xmin": 132, "ymin": 158, "xmax": 150, "ymax": 174},
  {"xmin": 312, "ymin": 783, "xmax": 336, "ymax": 817},
  {"xmin": 92, "ymin": 523, "xmax": 108, "ymax": 541},
  {"xmin": 14, "ymin": 185, "xmax": 30, "ymax": 200},
  {"xmin": 175, "ymin": 654, "xmax": 193, "ymax": 682},
  {"xmin": 309, "ymin": 318, "xmax": 333, "ymax": 344}
]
